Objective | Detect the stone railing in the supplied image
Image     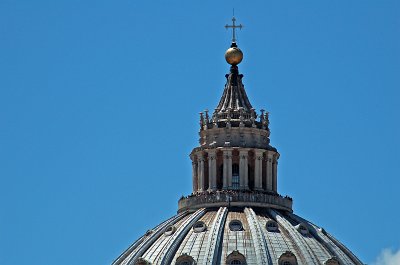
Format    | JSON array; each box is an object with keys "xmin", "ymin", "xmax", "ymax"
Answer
[
  {"xmin": 199, "ymin": 109, "xmax": 270, "ymax": 131},
  {"xmin": 216, "ymin": 112, "xmax": 252, "ymax": 120},
  {"xmin": 178, "ymin": 191, "xmax": 292, "ymax": 213}
]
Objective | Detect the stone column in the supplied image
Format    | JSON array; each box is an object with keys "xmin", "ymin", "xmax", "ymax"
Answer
[
  {"xmin": 273, "ymin": 154, "xmax": 279, "ymax": 192},
  {"xmin": 197, "ymin": 153, "xmax": 205, "ymax": 192},
  {"xmin": 207, "ymin": 149, "xmax": 217, "ymax": 191},
  {"xmin": 266, "ymin": 152, "xmax": 274, "ymax": 191},
  {"xmin": 239, "ymin": 149, "xmax": 249, "ymax": 190},
  {"xmin": 222, "ymin": 149, "xmax": 232, "ymax": 189},
  {"xmin": 190, "ymin": 154, "xmax": 198, "ymax": 193},
  {"xmin": 254, "ymin": 149, "xmax": 264, "ymax": 191}
]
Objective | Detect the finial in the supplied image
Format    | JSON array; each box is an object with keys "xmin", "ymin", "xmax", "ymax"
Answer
[
  {"xmin": 225, "ymin": 14, "xmax": 243, "ymax": 43},
  {"xmin": 199, "ymin": 112, "xmax": 204, "ymax": 129},
  {"xmin": 224, "ymin": 15, "xmax": 244, "ymax": 65},
  {"xmin": 251, "ymin": 108, "xmax": 256, "ymax": 128},
  {"xmin": 204, "ymin": 109, "xmax": 209, "ymax": 129}
]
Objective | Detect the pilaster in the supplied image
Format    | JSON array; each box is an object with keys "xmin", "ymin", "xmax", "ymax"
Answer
[
  {"xmin": 239, "ymin": 149, "xmax": 249, "ymax": 190},
  {"xmin": 222, "ymin": 148, "xmax": 232, "ymax": 189},
  {"xmin": 190, "ymin": 154, "xmax": 198, "ymax": 193},
  {"xmin": 254, "ymin": 149, "xmax": 264, "ymax": 191},
  {"xmin": 273, "ymin": 154, "xmax": 279, "ymax": 192},
  {"xmin": 266, "ymin": 152, "xmax": 274, "ymax": 191},
  {"xmin": 207, "ymin": 149, "xmax": 217, "ymax": 191},
  {"xmin": 197, "ymin": 153, "xmax": 205, "ymax": 192}
]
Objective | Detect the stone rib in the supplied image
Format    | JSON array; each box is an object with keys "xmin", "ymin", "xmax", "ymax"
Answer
[
  {"xmin": 158, "ymin": 208, "xmax": 206, "ymax": 265},
  {"xmin": 244, "ymin": 207, "xmax": 273, "ymax": 265},
  {"xmin": 202, "ymin": 207, "xmax": 228, "ymax": 265}
]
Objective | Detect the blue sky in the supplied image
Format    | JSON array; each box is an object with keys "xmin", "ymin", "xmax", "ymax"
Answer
[{"xmin": 0, "ymin": 1, "xmax": 399, "ymax": 264}]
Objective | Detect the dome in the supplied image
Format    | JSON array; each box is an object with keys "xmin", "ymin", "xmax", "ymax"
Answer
[
  {"xmin": 112, "ymin": 17, "xmax": 363, "ymax": 265},
  {"xmin": 112, "ymin": 206, "xmax": 362, "ymax": 265}
]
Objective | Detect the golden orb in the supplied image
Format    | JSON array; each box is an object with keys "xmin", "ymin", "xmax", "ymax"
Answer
[{"xmin": 225, "ymin": 47, "xmax": 243, "ymax": 65}]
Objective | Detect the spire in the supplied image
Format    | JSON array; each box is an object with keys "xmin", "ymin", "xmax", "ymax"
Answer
[{"xmin": 213, "ymin": 17, "xmax": 256, "ymax": 126}]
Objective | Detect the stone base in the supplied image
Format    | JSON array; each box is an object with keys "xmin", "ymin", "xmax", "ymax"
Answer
[{"xmin": 178, "ymin": 190, "xmax": 292, "ymax": 213}]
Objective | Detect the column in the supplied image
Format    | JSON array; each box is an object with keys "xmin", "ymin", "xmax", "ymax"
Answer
[
  {"xmin": 207, "ymin": 149, "xmax": 217, "ymax": 191},
  {"xmin": 222, "ymin": 149, "xmax": 232, "ymax": 189},
  {"xmin": 197, "ymin": 153, "xmax": 205, "ymax": 192},
  {"xmin": 272, "ymin": 154, "xmax": 279, "ymax": 192},
  {"xmin": 266, "ymin": 152, "xmax": 274, "ymax": 191},
  {"xmin": 190, "ymin": 154, "xmax": 198, "ymax": 193},
  {"xmin": 239, "ymin": 149, "xmax": 249, "ymax": 190},
  {"xmin": 254, "ymin": 149, "xmax": 264, "ymax": 190}
]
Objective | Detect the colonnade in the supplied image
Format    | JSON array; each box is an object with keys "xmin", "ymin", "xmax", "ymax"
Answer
[{"xmin": 190, "ymin": 148, "xmax": 279, "ymax": 193}]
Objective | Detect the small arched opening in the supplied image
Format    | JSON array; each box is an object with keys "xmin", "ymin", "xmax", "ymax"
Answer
[
  {"xmin": 192, "ymin": 221, "xmax": 207, "ymax": 233},
  {"xmin": 226, "ymin": 250, "xmax": 246, "ymax": 265},
  {"xmin": 266, "ymin": 220, "xmax": 279, "ymax": 232},
  {"xmin": 325, "ymin": 257, "xmax": 340, "ymax": 265},
  {"xmin": 295, "ymin": 223, "xmax": 309, "ymax": 236},
  {"xmin": 278, "ymin": 251, "xmax": 298, "ymax": 265},
  {"xmin": 175, "ymin": 253, "xmax": 196, "ymax": 265}
]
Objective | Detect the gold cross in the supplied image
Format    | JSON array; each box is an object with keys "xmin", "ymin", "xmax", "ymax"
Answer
[{"xmin": 225, "ymin": 16, "xmax": 243, "ymax": 43}]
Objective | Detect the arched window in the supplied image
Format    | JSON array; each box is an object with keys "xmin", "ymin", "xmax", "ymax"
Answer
[
  {"xmin": 229, "ymin": 220, "xmax": 243, "ymax": 231},
  {"xmin": 278, "ymin": 251, "xmax": 298, "ymax": 265},
  {"xmin": 324, "ymin": 257, "xmax": 340, "ymax": 265},
  {"xmin": 295, "ymin": 223, "xmax": 309, "ymax": 236},
  {"xmin": 232, "ymin": 164, "xmax": 240, "ymax": 189},
  {"xmin": 192, "ymin": 221, "xmax": 207, "ymax": 233},
  {"xmin": 176, "ymin": 254, "xmax": 195, "ymax": 265},
  {"xmin": 164, "ymin": 225, "xmax": 176, "ymax": 236},
  {"xmin": 266, "ymin": 220, "xmax": 279, "ymax": 232},
  {"xmin": 226, "ymin": 250, "xmax": 246, "ymax": 265}
]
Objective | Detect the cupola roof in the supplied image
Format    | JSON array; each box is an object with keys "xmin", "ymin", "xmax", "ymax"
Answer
[{"xmin": 215, "ymin": 63, "xmax": 253, "ymax": 114}]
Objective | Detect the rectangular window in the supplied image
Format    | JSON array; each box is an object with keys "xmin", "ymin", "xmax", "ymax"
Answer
[{"xmin": 232, "ymin": 174, "xmax": 240, "ymax": 189}]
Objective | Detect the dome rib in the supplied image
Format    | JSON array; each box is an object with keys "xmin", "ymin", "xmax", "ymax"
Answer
[
  {"xmin": 269, "ymin": 209, "xmax": 318, "ymax": 265},
  {"xmin": 158, "ymin": 208, "xmax": 206, "ymax": 265},
  {"xmin": 288, "ymin": 213, "xmax": 350, "ymax": 265},
  {"xmin": 172, "ymin": 210, "xmax": 216, "ymax": 262},
  {"xmin": 290, "ymin": 213, "xmax": 363, "ymax": 265},
  {"xmin": 202, "ymin": 207, "xmax": 228, "ymax": 264},
  {"xmin": 113, "ymin": 212, "xmax": 187, "ymax": 265},
  {"xmin": 244, "ymin": 207, "xmax": 273, "ymax": 264},
  {"xmin": 324, "ymin": 230, "xmax": 363, "ymax": 265}
]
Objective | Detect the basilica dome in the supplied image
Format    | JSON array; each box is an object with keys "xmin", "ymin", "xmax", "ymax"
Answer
[
  {"xmin": 112, "ymin": 17, "xmax": 363, "ymax": 265},
  {"xmin": 112, "ymin": 205, "xmax": 361, "ymax": 265}
]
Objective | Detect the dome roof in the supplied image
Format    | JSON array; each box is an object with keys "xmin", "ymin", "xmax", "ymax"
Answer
[
  {"xmin": 112, "ymin": 206, "xmax": 362, "ymax": 265},
  {"xmin": 112, "ymin": 17, "xmax": 363, "ymax": 265}
]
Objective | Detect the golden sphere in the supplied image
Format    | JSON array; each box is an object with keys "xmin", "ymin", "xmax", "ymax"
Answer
[{"xmin": 225, "ymin": 47, "xmax": 243, "ymax": 65}]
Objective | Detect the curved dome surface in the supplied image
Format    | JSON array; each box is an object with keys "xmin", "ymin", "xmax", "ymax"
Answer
[{"xmin": 112, "ymin": 207, "xmax": 362, "ymax": 265}]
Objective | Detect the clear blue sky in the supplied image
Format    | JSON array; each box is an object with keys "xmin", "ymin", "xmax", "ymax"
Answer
[{"xmin": 1, "ymin": 1, "xmax": 399, "ymax": 264}]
